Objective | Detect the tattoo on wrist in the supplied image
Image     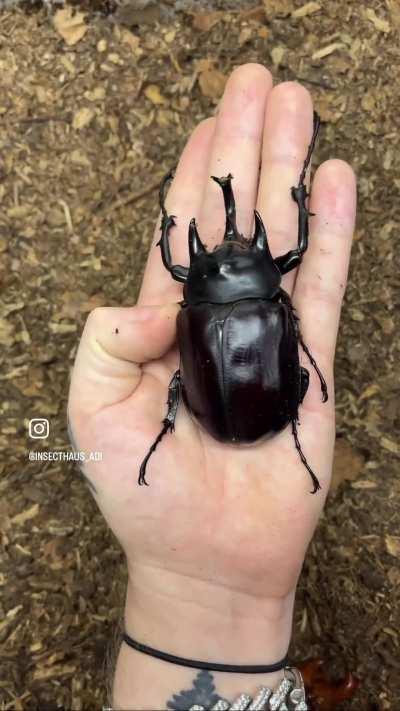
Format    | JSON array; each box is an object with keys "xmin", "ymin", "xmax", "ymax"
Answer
[
  {"xmin": 167, "ymin": 671, "xmax": 225, "ymax": 710},
  {"xmin": 67, "ymin": 417, "xmax": 98, "ymax": 495}
]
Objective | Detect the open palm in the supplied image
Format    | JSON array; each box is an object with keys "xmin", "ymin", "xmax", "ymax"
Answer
[{"xmin": 68, "ymin": 66, "xmax": 356, "ymax": 655}]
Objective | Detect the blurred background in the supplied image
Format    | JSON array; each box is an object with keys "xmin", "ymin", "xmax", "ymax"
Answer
[{"xmin": 0, "ymin": 0, "xmax": 399, "ymax": 708}]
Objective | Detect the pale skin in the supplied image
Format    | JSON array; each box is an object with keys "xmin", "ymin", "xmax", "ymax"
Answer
[{"xmin": 67, "ymin": 64, "xmax": 357, "ymax": 709}]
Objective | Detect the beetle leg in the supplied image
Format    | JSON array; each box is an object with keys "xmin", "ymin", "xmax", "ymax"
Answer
[
  {"xmin": 138, "ymin": 370, "xmax": 181, "ymax": 486},
  {"xmin": 274, "ymin": 111, "xmax": 320, "ymax": 275},
  {"xmin": 157, "ymin": 169, "xmax": 189, "ymax": 283},
  {"xmin": 300, "ymin": 337, "xmax": 328, "ymax": 403},
  {"xmin": 159, "ymin": 167, "xmax": 176, "ymax": 209},
  {"xmin": 291, "ymin": 418, "xmax": 321, "ymax": 494},
  {"xmin": 211, "ymin": 174, "xmax": 242, "ymax": 242},
  {"xmin": 279, "ymin": 288, "xmax": 328, "ymax": 403},
  {"xmin": 299, "ymin": 367, "xmax": 310, "ymax": 404}
]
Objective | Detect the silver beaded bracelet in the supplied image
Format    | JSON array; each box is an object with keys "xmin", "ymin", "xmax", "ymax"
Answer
[
  {"xmin": 188, "ymin": 667, "xmax": 308, "ymax": 711},
  {"xmin": 102, "ymin": 666, "xmax": 308, "ymax": 711}
]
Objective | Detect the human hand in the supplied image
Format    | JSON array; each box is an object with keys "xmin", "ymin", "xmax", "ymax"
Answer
[{"xmin": 67, "ymin": 64, "xmax": 356, "ymax": 706}]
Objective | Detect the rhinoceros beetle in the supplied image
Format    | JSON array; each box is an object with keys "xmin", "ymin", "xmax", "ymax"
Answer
[{"xmin": 139, "ymin": 111, "xmax": 327, "ymax": 493}]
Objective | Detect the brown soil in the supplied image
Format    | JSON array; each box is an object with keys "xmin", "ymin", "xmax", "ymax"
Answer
[{"xmin": 0, "ymin": 1, "xmax": 399, "ymax": 709}]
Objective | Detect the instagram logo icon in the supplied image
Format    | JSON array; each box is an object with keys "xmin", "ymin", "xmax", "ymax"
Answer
[{"xmin": 29, "ymin": 418, "xmax": 49, "ymax": 439}]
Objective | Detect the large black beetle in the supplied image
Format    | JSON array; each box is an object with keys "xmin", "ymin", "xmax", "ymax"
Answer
[{"xmin": 139, "ymin": 111, "xmax": 327, "ymax": 493}]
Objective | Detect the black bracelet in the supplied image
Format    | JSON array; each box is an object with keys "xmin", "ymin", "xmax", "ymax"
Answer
[{"xmin": 122, "ymin": 632, "xmax": 289, "ymax": 674}]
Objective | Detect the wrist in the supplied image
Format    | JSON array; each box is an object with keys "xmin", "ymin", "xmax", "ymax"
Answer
[
  {"xmin": 112, "ymin": 564, "xmax": 295, "ymax": 710},
  {"xmin": 124, "ymin": 565, "xmax": 294, "ymax": 663}
]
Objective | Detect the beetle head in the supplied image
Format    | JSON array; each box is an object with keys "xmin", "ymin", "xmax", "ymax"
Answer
[{"xmin": 184, "ymin": 212, "xmax": 281, "ymax": 305}]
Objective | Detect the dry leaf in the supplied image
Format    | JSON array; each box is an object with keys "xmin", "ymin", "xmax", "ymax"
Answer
[
  {"xmin": 46, "ymin": 207, "xmax": 65, "ymax": 228},
  {"xmin": 238, "ymin": 27, "xmax": 253, "ymax": 46},
  {"xmin": 156, "ymin": 109, "xmax": 175, "ymax": 127},
  {"xmin": 7, "ymin": 205, "xmax": 30, "ymax": 219},
  {"xmin": 144, "ymin": 85, "xmax": 167, "ymax": 105},
  {"xmin": 0, "ymin": 302, "xmax": 24, "ymax": 319},
  {"xmin": 388, "ymin": 566, "xmax": 400, "ymax": 585},
  {"xmin": 0, "ymin": 318, "xmax": 15, "ymax": 346},
  {"xmin": 192, "ymin": 11, "xmax": 222, "ymax": 32},
  {"xmin": 72, "ymin": 107, "xmax": 95, "ymax": 130},
  {"xmin": 381, "ymin": 317, "xmax": 394, "ymax": 335},
  {"xmin": 195, "ymin": 58, "xmax": 215, "ymax": 73},
  {"xmin": 121, "ymin": 29, "xmax": 141, "ymax": 53},
  {"xmin": 351, "ymin": 480, "xmax": 377, "ymax": 490},
  {"xmin": 385, "ymin": 536, "xmax": 400, "ymax": 558},
  {"xmin": 53, "ymin": 6, "xmax": 88, "ymax": 47},
  {"xmin": 314, "ymin": 95, "xmax": 343, "ymax": 123},
  {"xmin": 60, "ymin": 56, "xmax": 75, "ymax": 75},
  {"xmin": 11, "ymin": 504, "xmax": 39, "ymax": 526},
  {"xmin": 55, "ymin": 290, "xmax": 87, "ymax": 320},
  {"xmin": 350, "ymin": 308, "xmax": 365, "ymax": 322},
  {"xmin": 107, "ymin": 53, "xmax": 122, "ymax": 65},
  {"xmin": 361, "ymin": 92, "xmax": 376, "ymax": 112},
  {"xmin": 383, "ymin": 149, "xmax": 393, "ymax": 170},
  {"xmin": 239, "ymin": 5, "xmax": 266, "ymax": 22},
  {"xmin": 365, "ymin": 8, "xmax": 391, "ymax": 33},
  {"xmin": 69, "ymin": 149, "xmax": 91, "ymax": 167},
  {"xmin": 271, "ymin": 46, "xmax": 286, "ymax": 66},
  {"xmin": 387, "ymin": 0, "xmax": 400, "ymax": 28},
  {"xmin": 97, "ymin": 38, "xmax": 107, "ymax": 52},
  {"xmin": 49, "ymin": 322, "xmax": 77, "ymax": 334},
  {"xmin": 198, "ymin": 69, "xmax": 227, "ymax": 100},
  {"xmin": 292, "ymin": 2, "xmax": 321, "ymax": 18},
  {"xmin": 331, "ymin": 439, "xmax": 365, "ymax": 491},
  {"xmin": 33, "ymin": 664, "xmax": 76, "ymax": 682},
  {"xmin": 359, "ymin": 384, "xmax": 380, "ymax": 401},
  {"xmin": 380, "ymin": 437, "xmax": 400, "ymax": 455},
  {"xmin": 262, "ymin": 0, "xmax": 292, "ymax": 18},
  {"xmin": 312, "ymin": 42, "xmax": 344, "ymax": 60},
  {"xmin": 164, "ymin": 30, "xmax": 176, "ymax": 43}
]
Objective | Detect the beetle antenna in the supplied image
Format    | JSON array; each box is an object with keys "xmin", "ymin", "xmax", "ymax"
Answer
[
  {"xmin": 211, "ymin": 174, "xmax": 241, "ymax": 242},
  {"xmin": 291, "ymin": 418, "xmax": 321, "ymax": 494}
]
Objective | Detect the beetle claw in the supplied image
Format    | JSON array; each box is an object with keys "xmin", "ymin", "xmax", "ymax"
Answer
[
  {"xmin": 138, "ymin": 466, "xmax": 149, "ymax": 486},
  {"xmin": 310, "ymin": 479, "xmax": 321, "ymax": 494}
]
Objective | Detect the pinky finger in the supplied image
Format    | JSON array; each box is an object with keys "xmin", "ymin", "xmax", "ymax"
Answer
[{"xmin": 293, "ymin": 159, "xmax": 356, "ymax": 376}]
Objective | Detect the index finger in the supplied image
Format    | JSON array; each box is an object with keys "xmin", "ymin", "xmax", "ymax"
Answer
[{"xmin": 137, "ymin": 117, "xmax": 215, "ymax": 307}]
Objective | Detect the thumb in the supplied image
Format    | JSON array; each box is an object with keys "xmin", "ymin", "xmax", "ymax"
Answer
[{"xmin": 68, "ymin": 302, "xmax": 180, "ymax": 417}]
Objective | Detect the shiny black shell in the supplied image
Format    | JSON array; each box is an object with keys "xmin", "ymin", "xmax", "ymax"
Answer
[{"xmin": 177, "ymin": 298, "xmax": 300, "ymax": 443}]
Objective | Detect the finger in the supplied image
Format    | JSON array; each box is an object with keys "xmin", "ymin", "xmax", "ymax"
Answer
[
  {"xmin": 293, "ymin": 159, "xmax": 357, "ymax": 389},
  {"xmin": 138, "ymin": 118, "xmax": 215, "ymax": 306},
  {"xmin": 68, "ymin": 303, "xmax": 180, "ymax": 417},
  {"xmin": 198, "ymin": 63, "xmax": 273, "ymax": 246},
  {"xmin": 257, "ymin": 82, "xmax": 314, "ymax": 294}
]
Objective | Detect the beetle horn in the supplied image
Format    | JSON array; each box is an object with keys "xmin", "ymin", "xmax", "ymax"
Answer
[
  {"xmin": 250, "ymin": 210, "xmax": 273, "ymax": 258},
  {"xmin": 188, "ymin": 218, "xmax": 206, "ymax": 261},
  {"xmin": 211, "ymin": 174, "xmax": 241, "ymax": 242}
]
